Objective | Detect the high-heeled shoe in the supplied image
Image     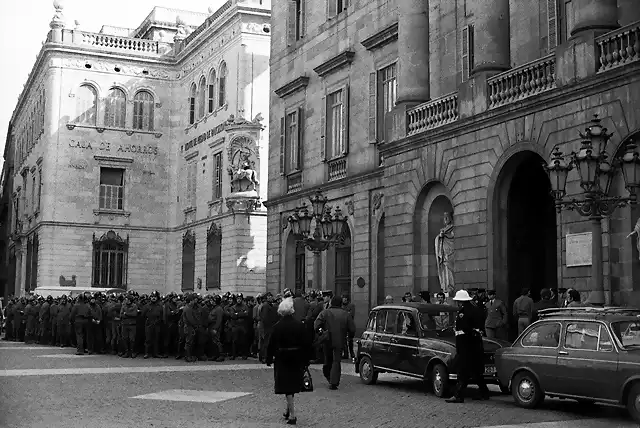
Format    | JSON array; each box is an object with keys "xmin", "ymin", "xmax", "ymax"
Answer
[{"xmin": 286, "ymin": 417, "xmax": 297, "ymax": 425}]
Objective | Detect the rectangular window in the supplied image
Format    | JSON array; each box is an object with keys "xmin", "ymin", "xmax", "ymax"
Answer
[
  {"xmin": 326, "ymin": 87, "xmax": 348, "ymax": 159},
  {"xmin": 187, "ymin": 161, "xmax": 197, "ymax": 208},
  {"xmin": 213, "ymin": 152, "xmax": 223, "ymax": 199},
  {"xmin": 548, "ymin": 0, "xmax": 559, "ymax": 51},
  {"xmin": 461, "ymin": 24, "xmax": 475, "ymax": 82},
  {"xmin": 287, "ymin": 0, "xmax": 305, "ymax": 45},
  {"xmin": 208, "ymin": 84, "xmax": 215, "ymax": 113},
  {"xmin": 22, "ymin": 175, "xmax": 28, "ymax": 213},
  {"xmin": 328, "ymin": 0, "xmax": 347, "ymax": 18},
  {"xmin": 99, "ymin": 167, "xmax": 124, "ymax": 210},
  {"xmin": 37, "ymin": 168, "xmax": 42, "ymax": 211},
  {"xmin": 372, "ymin": 63, "xmax": 397, "ymax": 144},
  {"xmin": 286, "ymin": 110, "xmax": 299, "ymax": 172},
  {"xmin": 31, "ymin": 173, "xmax": 36, "ymax": 213}
]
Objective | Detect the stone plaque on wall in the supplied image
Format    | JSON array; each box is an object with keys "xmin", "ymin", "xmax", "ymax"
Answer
[{"xmin": 566, "ymin": 232, "xmax": 592, "ymax": 267}]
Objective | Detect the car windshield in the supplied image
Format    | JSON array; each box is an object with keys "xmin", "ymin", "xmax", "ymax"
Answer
[
  {"xmin": 419, "ymin": 311, "xmax": 455, "ymax": 337},
  {"xmin": 611, "ymin": 321, "xmax": 640, "ymax": 348}
]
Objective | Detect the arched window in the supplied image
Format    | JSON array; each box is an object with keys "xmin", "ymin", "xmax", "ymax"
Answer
[
  {"xmin": 75, "ymin": 85, "xmax": 97, "ymax": 125},
  {"xmin": 218, "ymin": 62, "xmax": 227, "ymax": 108},
  {"xmin": 206, "ymin": 223, "xmax": 222, "ymax": 290},
  {"xmin": 189, "ymin": 83, "xmax": 197, "ymax": 125},
  {"xmin": 92, "ymin": 230, "xmax": 128, "ymax": 288},
  {"xmin": 104, "ymin": 88, "xmax": 126, "ymax": 128},
  {"xmin": 181, "ymin": 230, "xmax": 196, "ymax": 291},
  {"xmin": 198, "ymin": 76, "xmax": 206, "ymax": 120},
  {"xmin": 133, "ymin": 91, "xmax": 155, "ymax": 131},
  {"xmin": 207, "ymin": 69, "xmax": 216, "ymax": 114}
]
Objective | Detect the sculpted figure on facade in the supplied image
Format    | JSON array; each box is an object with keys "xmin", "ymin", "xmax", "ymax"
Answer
[
  {"xmin": 231, "ymin": 160, "xmax": 259, "ymax": 193},
  {"xmin": 627, "ymin": 217, "xmax": 640, "ymax": 260},
  {"xmin": 435, "ymin": 211, "xmax": 455, "ymax": 295}
]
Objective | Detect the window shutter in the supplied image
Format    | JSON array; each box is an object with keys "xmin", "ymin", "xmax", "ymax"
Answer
[
  {"xmin": 368, "ymin": 72, "xmax": 377, "ymax": 144},
  {"xmin": 287, "ymin": 1, "xmax": 297, "ymax": 46},
  {"xmin": 462, "ymin": 25, "xmax": 474, "ymax": 81},
  {"xmin": 548, "ymin": 0, "xmax": 558, "ymax": 50},
  {"xmin": 328, "ymin": 0, "xmax": 337, "ymax": 19},
  {"xmin": 300, "ymin": 0, "xmax": 306, "ymax": 38},
  {"xmin": 318, "ymin": 96, "xmax": 326, "ymax": 162},
  {"xmin": 297, "ymin": 107, "xmax": 304, "ymax": 170},
  {"xmin": 280, "ymin": 116, "xmax": 286, "ymax": 175},
  {"xmin": 342, "ymin": 84, "xmax": 350, "ymax": 155}
]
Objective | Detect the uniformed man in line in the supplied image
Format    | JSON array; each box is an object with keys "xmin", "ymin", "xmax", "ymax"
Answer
[
  {"xmin": 88, "ymin": 295, "xmax": 103, "ymax": 354},
  {"xmin": 70, "ymin": 294, "xmax": 91, "ymax": 355},
  {"xmin": 163, "ymin": 293, "xmax": 180, "ymax": 357},
  {"xmin": 33, "ymin": 297, "xmax": 43, "ymax": 343},
  {"xmin": 446, "ymin": 289, "xmax": 490, "ymax": 403},
  {"xmin": 142, "ymin": 291, "xmax": 164, "ymax": 358},
  {"xmin": 14, "ymin": 297, "xmax": 25, "ymax": 342},
  {"xmin": 258, "ymin": 292, "xmax": 278, "ymax": 363},
  {"xmin": 229, "ymin": 294, "xmax": 250, "ymax": 360},
  {"xmin": 24, "ymin": 296, "xmax": 38, "ymax": 344},
  {"xmin": 105, "ymin": 295, "xmax": 121, "ymax": 354},
  {"xmin": 196, "ymin": 296, "xmax": 211, "ymax": 361},
  {"xmin": 49, "ymin": 298, "xmax": 59, "ymax": 346},
  {"xmin": 38, "ymin": 296, "xmax": 52, "ymax": 345},
  {"xmin": 120, "ymin": 294, "xmax": 139, "ymax": 358},
  {"xmin": 56, "ymin": 295, "xmax": 72, "ymax": 347},
  {"xmin": 175, "ymin": 296, "xmax": 187, "ymax": 360},
  {"xmin": 182, "ymin": 294, "xmax": 200, "ymax": 363},
  {"xmin": 208, "ymin": 295, "xmax": 225, "ymax": 361},
  {"xmin": 4, "ymin": 298, "xmax": 14, "ymax": 341}
]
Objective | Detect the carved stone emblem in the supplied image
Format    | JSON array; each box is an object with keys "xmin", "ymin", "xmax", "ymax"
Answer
[
  {"xmin": 372, "ymin": 193, "xmax": 383, "ymax": 213},
  {"xmin": 345, "ymin": 200, "xmax": 354, "ymax": 216}
]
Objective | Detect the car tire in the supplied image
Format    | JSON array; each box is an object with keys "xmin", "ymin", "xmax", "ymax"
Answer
[
  {"xmin": 627, "ymin": 382, "xmax": 640, "ymax": 423},
  {"xmin": 359, "ymin": 356, "xmax": 378, "ymax": 385},
  {"xmin": 431, "ymin": 364, "xmax": 451, "ymax": 398},
  {"xmin": 512, "ymin": 371, "xmax": 543, "ymax": 409}
]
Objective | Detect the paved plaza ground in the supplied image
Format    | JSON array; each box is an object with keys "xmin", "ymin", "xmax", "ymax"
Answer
[{"xmin": 0, "ymin": 341, "xmax": 636, "ymax": 428}]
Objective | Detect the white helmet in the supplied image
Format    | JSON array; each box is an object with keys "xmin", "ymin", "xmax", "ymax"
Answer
[{"xmin": 453, "ymin": 290, "xmax": 473, "ymax": 302}]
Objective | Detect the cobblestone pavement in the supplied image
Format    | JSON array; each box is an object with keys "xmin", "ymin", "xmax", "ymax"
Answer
[{"xmin": 0, "ymin": 341, "xmax": 636, "ymax": 428}]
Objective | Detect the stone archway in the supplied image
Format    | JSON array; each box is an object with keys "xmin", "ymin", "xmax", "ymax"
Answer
[
  {"xmin": 491, "ymin": 149, "xmax": 557, "ymax": 310},
  {"xmin": 413, "ymin": 182, "xmax": 454, "ymax": 297}
]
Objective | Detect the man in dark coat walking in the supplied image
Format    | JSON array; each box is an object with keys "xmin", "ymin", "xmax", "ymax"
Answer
[{"xmin": 314, "ymin": 296, "xmax": 355, "ymax": 390}]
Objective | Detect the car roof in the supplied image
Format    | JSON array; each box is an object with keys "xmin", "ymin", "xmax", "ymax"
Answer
[
  {"xmin": 371, "ymin": 302, "xmax": 458, "ymax": 313},
  {"xmin": 538, "ymin": 306, "xmax": 640, "ymax": 322}
]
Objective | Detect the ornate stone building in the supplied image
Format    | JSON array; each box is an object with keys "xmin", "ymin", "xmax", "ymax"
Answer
[
  {"xmin": 0, "ymin": 0, "xmax": 271, "ymax": 297},
  {"xmin": 265, "ymin": 0, "xmax": 640, "ymax": 328}
]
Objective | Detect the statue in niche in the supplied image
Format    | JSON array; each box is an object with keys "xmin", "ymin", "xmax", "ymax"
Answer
[
  {"xmin": 228, "ymin": 135, "xmax": 259, "ymax": 194},
  {"xmin": 435, "ymin": 211, "xmax": 455, "ymax": 296},
  {"xmin": 231, "ymin": 159, "xmax": 259, "ymax": 193},
  {"xmin": 627, "ymin": 217, "xmax": 640, "ymax": 260}
]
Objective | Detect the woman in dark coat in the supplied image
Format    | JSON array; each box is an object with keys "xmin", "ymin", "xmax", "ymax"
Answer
[{"xmin": 266, "ymin": 297, "xmax": 312, "ymax": 425}]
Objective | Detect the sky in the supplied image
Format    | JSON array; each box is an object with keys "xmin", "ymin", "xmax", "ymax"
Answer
[{"xmin": 0, "ymin": 0, "xmax": 226, "ymax": 171}]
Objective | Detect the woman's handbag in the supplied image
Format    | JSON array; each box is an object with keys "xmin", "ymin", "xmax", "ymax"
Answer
[{"xmin": 301, "ymin": 367, "xmax": 313, "ymax": 392}]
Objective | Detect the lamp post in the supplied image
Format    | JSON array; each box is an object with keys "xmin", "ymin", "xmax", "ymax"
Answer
[
  {"xmin": 287, "ymin": 190, "xmax": 348, "ymax": 291},
  {"xmin": 544, "ymin": 115, "xmax": 640, "ymax": 305}
]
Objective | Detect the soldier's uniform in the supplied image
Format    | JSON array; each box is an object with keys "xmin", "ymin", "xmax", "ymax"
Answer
[
  {"xmin": 163, "ymin": 295, "xmax": 179, "ymax": 356},
  {"xmin": 88, "ymin": 298, "xmax": 103, "ymax": 354},
  {"xmin": 70, "ymin": 296, "xmax": 91, "ymax": 355},
  {"xmin": 49, "ymin": 299, "xmax": 59, "ymax": 345},
  {"xmin": 208, "ymin": 297, "xmax": 225, "ymax": 361},
  {"xmin": 38, "ymin": 297, "xmax": 52, "ymax": 345},
  {"xmin": 120, "ymin": 296, "xmax": 139, "ymax": 358},
  {"xmin": 24, "ymin": 298, "xmax": 38, "ymax": 344},
  {"xmin": 197, "ymin": 299, "xmax": 211, "ymax": 361},
  {"xmin": 142, "ymin": 291, "xmax": 164, "ymax": 358},
  {"xmin": 56, "ymin": 297, "xmax": 71, "ymax": 347},
  {"xmin": 175, "ymin": 299, "xmax": 186, "ymax": 359},
  {"xmin": 229, "ymin": 295, "xmax": 249, "ymax": 360},
  {"xmin": 14, "ymin": 299, "xmax": 25, "ymax": 341},
  {"xmin": 181, "ymin": 296, "xmax": 200, "ymax": 362}
]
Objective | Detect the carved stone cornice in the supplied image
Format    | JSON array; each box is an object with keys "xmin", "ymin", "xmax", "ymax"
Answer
[
  {"xmin": 275, "ymin": 76, "xmax": 310, "ymax": 99},
  {"xmin": 313, "ymin": 50, "xmax": 355, "ymax": 78},
  {"xmin": 361, "ymin": 22, "xmax": 398, "ymax": 51},
  {"xmin": 94, "ymin": 155, "xmax": 134, "ymax": 164}
]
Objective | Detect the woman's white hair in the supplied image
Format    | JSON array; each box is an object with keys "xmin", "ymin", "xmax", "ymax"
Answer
[{"xmin": 277, "ymin": 297, "xmax": 295, "ymax": 316}]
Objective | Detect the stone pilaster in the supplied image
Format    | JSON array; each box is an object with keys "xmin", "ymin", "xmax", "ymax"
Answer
[
  {"xmin": 471, "ymin": 0, "xmax": 510, "ymax": 75},
  {"xmin": 396, "ymin": 0, "xmax": 430, "ymax": 105},
  {"xmin": 571, "ymin": 0, "xmax": 619, "ymax": 37}
]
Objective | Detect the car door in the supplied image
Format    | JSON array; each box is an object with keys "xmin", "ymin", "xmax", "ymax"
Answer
[
  {"xmin": 369, "ymin": 309, "xmax": 390, "ymax": 368},
  {"xmin": 376, "ymin": 309, "xmax": 398, "ymax": 369},
  {"xmin": 515, "ymin": 321, "xmax": 563, "ymax": 393},
  {"xmin": 392, "ymin": 310, "xmax": 421, "ymax": 375},
  {"xmin": 556, "ymin": 320, "xmax": 619, "ymax": 400},
  {"xmin": 358, "ymin": 312, "xmax": 377, "ymax": 358}
]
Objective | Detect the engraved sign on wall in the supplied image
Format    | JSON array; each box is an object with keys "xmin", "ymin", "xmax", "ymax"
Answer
[{"xmin": 566, "ymin": 232, "xmax": 592, "ymax": 267}]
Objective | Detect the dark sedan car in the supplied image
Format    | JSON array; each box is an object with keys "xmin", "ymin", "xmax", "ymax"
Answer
[
  {"xmin": 354, "ymin": 302, "xmax": 511, "ymax": 397},
  {"xmin": 494, "ymin": 307, "xmax": 640, "ymax": 423}
]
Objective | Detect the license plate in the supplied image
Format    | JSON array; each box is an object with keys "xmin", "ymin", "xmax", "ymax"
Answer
[{"xmin": 484, "ymin": 366, "xmax": 496, "ymax": 375}]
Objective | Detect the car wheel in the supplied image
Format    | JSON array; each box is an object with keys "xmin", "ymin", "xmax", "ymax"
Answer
[
  {"xmin": 627, "ymin": 382, "xmax": 640, "ymax": 423},
  {"xmin": 431, "ymin": 364, "xmax": 451, "ymax": 398},
  {"xmin": 512, "ymin": 372, "xmax": 543, "ymax": 409},
  {"xmin": 359, "ymin": 356, "xmax": 378, "ymax": 385}
]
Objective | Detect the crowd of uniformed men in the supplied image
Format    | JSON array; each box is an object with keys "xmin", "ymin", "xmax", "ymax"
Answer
[{"xmin": 1, "ymin": 288, "xmax": 357, "ymax": 362}]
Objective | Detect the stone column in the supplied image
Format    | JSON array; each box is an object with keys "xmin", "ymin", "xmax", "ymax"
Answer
[
  {"xmin": 471, "ymin": 0, "xmax": 510, "ymax": 75},
  {"xmin": 571, "ymin": 0, "xmax": 619, "ymax": 37},
  {"xmin": 396, "ymin": 0, "xmax": 430, "ymax": 105}
]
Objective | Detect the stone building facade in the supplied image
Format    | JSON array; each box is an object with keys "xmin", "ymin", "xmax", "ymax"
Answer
[
  {"xmin": 1, "ymin": 0, "xmax": 271, "ymax": 298},
  {"xmin": 265, "ymin": 0, "xmax": 640, "ymax": 329}
]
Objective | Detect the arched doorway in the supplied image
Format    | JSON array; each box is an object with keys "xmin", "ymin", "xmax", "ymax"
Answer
[
  {"xmin": 494, "ymin": 150, "xmax": 557, "ymax": 310},
  {"xmin": 335, "ymin": 226, "xmax": 352, "ymax": 299},
  {"xmin": 376, "ymin": 215, "xmax": 386, "ymax": 305}
]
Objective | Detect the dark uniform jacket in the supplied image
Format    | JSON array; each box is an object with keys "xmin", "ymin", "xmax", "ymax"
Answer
[
  {"xmin": 142, "ymin": 302, "xmax": 163, "ymax": 325},
  {"xmin": 70, "ymin": 302, "xmax": 91, "ymax": 323},
  {"xmin": 90, "ymin": 303, "xmax": 103, "ymax": 324},
  {"xmin": 181, "ymin": 304, "xmax": 200, "ymax": 328},
  {"xmin": 209, "ymin": 305, "xmax": 224, "ymax": 332},
  {"xmin": 259, "ymin": 303, "xmax": 278, "ymax": 331},
  {"xmin": 39, "ymin": 302, "xmax": 51, "ymax": 324},
  {"xmin": 56, "ymin": 302, "xmax": 72, "ymax": 325},
  {"xmin": 484, "ymin": 298, "xmax": 508, "ymax": 329},
  {"xmin": 292, "ymin": 297, "xmax": 309, "ymax": 323},
  {"xmin": 120, "ymin": 303, "xmax": 139, "ymax": 325},
  {"xmin": 314, "ymin": 306, "xmax": 356, "ymax": 349},
  {"xmin": 229, "ymin": 303, "xmax": 249, "ymax": 329}
]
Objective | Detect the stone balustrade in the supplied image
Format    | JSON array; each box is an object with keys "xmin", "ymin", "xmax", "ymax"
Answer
[
  {"xmin": 487, "ymin": 54, "xmax": 556, "ymax": 109},
  {"xmin": 597, "ymin": 21, "xmax": 640, "ymax": 73},
  {"xmin": 184, "ymin": 0, "xmax": 232, "ymax": 47},
  {"xmin": 328, "ymin": 158, "xmax": 347, "ymax": 182},
  {"xmin": 51, "ymin": 29, "xmax": 171, "ymax": 57},
  {"xmin": 406, "ymin": 92, "xmax": 459, "ymax": 136}
]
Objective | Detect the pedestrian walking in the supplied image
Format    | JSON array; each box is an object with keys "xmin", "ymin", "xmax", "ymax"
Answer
[
  {"xmin": 266, "ymin": 297, "xmax": 312, "ymax": 425},
  {"xmin": 446, "ymin": 289, "xmax": 490, "ymax": 403},
  {"xmin": 314, "ymin": 295, "xmax": 355, "ymax": 390},
  {"xmin": 512, "ymin": 287, "xmax": 534, "ymax": 336}
]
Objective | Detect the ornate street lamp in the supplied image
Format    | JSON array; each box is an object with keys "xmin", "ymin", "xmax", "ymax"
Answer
[
  {"xmin": 287, "ymin": 190, "xmax": 348, "ymax": 290},
  {"xmin": 544, "ymin": 114, "xmax": 640, "ymax": 305}
]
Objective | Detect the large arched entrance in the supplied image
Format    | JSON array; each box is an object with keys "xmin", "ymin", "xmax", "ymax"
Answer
[
  {"xmin": 493, "ymin": 150, "xmax": 557, "ymax": 311},
  {"xmin": 376, "ymin": 215, "xmax": 386, "ymax": 306},
  {"xmin": 334, "ymin": 226, "xmax": 352, "ymax": 298}
]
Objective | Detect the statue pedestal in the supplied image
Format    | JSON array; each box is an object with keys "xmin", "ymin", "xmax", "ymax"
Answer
[{"xmin": 226, "ymin": 190, "xmax": 260, "ymax": 213}]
